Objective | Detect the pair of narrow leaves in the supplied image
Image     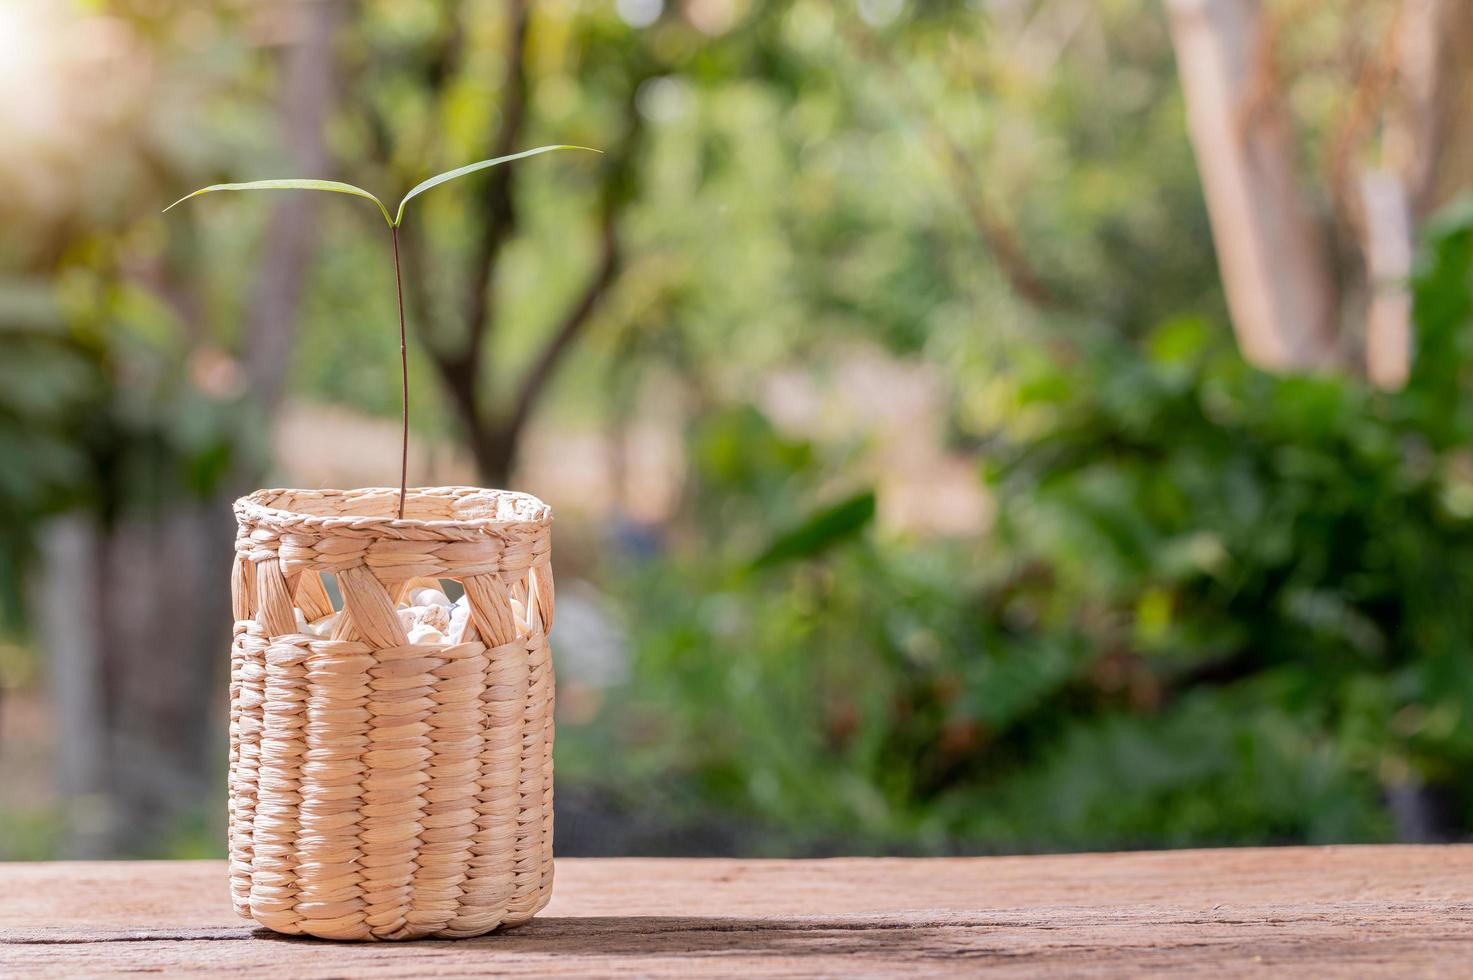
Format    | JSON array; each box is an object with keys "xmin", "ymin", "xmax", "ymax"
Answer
[{"xmin": 163, "ymin": 144, "xmax": 598, "ymax": 226}]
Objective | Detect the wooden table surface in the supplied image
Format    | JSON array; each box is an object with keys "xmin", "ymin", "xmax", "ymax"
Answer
[{"xmin": 2, "ymin": 846, "xmax": 1471, "ymax": 977}]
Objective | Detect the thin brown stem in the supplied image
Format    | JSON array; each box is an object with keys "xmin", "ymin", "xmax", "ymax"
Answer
[{"xmin": 392, "ymin": 224, "xmax": 409, "ymax": 519}]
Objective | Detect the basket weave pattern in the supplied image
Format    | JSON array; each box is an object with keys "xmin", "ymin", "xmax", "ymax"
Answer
[{"xmin": 229, "ymin": 487, "xmax": 556, "ymax": 940}]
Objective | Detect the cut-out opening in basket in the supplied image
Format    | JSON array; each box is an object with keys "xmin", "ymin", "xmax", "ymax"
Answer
[{"xmin": 286, "ymin": 571, "xmax": 544, "ymax": 645}]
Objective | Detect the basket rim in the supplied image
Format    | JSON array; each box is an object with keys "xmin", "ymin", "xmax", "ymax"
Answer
[{"xmin": 235, "ymin": 486, "xmax": 552, "ymax": 535}]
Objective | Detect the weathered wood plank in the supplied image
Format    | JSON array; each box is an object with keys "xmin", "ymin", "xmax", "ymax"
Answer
[{"xmin": 2, "ymin": 847, "xmax": 1471, "ymax": 977}]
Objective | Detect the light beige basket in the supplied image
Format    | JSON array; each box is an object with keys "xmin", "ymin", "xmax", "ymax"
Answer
[{"xmin": 228, "ymin": 487, "xmax": 556, "ymax": 940}]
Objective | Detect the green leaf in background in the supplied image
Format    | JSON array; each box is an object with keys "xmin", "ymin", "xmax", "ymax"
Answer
[
  {"xmin": 163, "ymin": 179, "xmax": 393, "ymax": 226},
  {"xmin": 751, "ymin": 490, "xmax": 877, "ymax": 569},
  {"xmin": 393, "ymin": 145, "xmax": 600, "ymax": 225}
]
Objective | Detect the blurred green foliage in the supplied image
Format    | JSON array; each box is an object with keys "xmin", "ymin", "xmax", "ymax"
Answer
[{"xmin": 559, "ymin": 204, "xmax": 1473, "ymax": 852}]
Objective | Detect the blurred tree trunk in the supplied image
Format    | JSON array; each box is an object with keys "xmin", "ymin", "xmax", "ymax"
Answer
[
  {"xmin": 1165, "ymin": 0, "xmax": 1340, "ymax": 372},
  {"xmin": 40, "ymin": 0, "xmax": 344, "ymax": 856},
  {"xmin": 39, "ymin": 503, "xmax": 236, "ymax": 857},
  {"xmin": 1361, "ymin": 168, "xmax": 1414, "ymax": 389},
  {"xmin": 98, "ymin": 505, "xmax": 231, "ymax": 855},
  {"xmin": 1394, "ymin": 0, "xmax": 1473, "ymax": 221},
  {"xmin": 36, "ymin": 517, "xmax": 106, "ymax": 855},
  {"xmin": 245, "ymin": 0, "xmax": 344, "ymax": 415},
  {"xmin": 1361, "ymin": 0, "xmax": 1473, "ymax": 387}
]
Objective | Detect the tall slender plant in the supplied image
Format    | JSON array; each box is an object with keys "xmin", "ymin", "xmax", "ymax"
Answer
[{"xmin": 166, "ymin": 145, "xmax": 598, "ymax": 517}]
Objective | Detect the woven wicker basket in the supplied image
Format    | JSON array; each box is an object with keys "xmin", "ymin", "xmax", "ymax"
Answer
[{"xmin": 228, "ymin": 487, "xmax": 556, "ymax": 940}]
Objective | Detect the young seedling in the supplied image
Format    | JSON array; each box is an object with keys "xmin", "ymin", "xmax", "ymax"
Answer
[{"xmin": 166, "ymin": 145, "xmax": 599, "ymax": 518}]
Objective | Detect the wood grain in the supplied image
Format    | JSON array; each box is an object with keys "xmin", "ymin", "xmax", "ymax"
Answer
[{"xmin": 2, "ymin": 847, "xmax": 1471, "ymax": 977}]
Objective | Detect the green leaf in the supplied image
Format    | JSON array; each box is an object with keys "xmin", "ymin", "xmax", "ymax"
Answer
[
  {"xmin": 751, "ymin": 490, "xmax": 877, "ymax": 569},
  {"xmin": 393, "ymin": 145, "xmax": 601, "ymax": 225},
  {"xmin": 163, "ymin": 179, "xmax": 392, "ymax": 226}
]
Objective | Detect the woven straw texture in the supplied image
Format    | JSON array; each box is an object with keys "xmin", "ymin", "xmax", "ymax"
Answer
[{"xmin": 229, "ymin": 487, "xmax": 556, "ymax": 941}]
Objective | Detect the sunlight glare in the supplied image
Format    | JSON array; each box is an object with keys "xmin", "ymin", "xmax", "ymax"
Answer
[{"xmin": 0, "ymin": 1, "xmax": 63, "ymax": 144}]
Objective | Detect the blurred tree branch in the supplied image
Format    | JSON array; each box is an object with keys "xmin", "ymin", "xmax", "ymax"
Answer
[
  {"xmin": 505, "ymin": 166, "xmax": 628, "ymax": 459},
  {"xmin": 451, "ymin": 0, "xmax": 531, "ymax": 405},
  {"xmin": 354, "ymin": 0, "xmax": 642, "ymax": 484},
  {"xmin": 936, "ymin": 137, "xmax": 1056, "ymax": 310},
  {"xmin": 841, "ymin": 21, "xmax": 1058, "ymax": 311}
]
